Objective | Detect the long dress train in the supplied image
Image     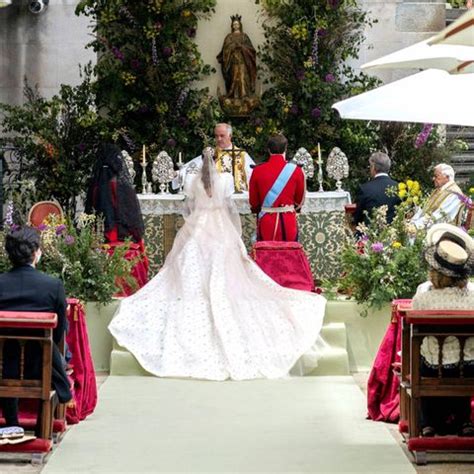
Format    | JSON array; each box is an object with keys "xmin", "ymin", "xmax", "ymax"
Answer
[{"xmin": 109, "ymin": 163, "xmax": 326, "ymax": 381}]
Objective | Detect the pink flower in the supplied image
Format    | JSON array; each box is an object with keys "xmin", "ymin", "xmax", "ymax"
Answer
[
  {"xmin": 37, "ymin": 223, "xmax": 48, "ymax": 232},
  {"xmin": 371, "ymin": 242, "xmax": 384, "ymax": 253},
  {"xmin": 64, "ymin": 235, "xmax": 75, "ymax": 245},
  {"xmin": 55, "ymin": 224, "xmax": 67, "ymax": 235}
]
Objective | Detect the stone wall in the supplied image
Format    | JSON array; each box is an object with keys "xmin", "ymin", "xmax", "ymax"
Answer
[
  {"xmin": 355, "ymin": 0, "xmax": 446, "ymax": 83},
  {"xmin": 0, "ymin": 0, "xmax": 95, "ymax": 105},
  {"xmin": 0, "ymin": 1, "xmax": 447, "ymax": 106}
]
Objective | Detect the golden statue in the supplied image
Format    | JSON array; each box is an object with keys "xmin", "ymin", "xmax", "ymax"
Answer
[{"xmin": 217, "ymin": 15, "xmax": 259, "ymax": 117}]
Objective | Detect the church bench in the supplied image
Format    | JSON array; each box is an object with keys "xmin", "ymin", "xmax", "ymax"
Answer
[
  {"xmin": 399, "ymin": 307, "xmax": 474, "ymax": 465},
  {"xmin": 0, "ymin": 310, "xmax": 58, "ymax": 457}
]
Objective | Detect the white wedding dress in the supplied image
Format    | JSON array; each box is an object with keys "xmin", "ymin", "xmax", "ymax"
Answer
[{"xmin": 109, "ymin": 158, "xmax": 326, "ymax": 381}]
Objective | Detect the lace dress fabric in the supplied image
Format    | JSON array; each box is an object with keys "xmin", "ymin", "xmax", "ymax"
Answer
[{"xmin": 109, "ymin": 172, "xmax": 326, "ymax": 381}]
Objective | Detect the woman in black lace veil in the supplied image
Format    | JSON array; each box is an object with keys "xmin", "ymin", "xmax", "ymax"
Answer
[{"xmin": 85, "ymin": 144, "xmax": 144, "ymax": 243}]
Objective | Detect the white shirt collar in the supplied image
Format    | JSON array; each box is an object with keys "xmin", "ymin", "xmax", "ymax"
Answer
[{"xmin": 374, "ymin": 173, "xmax": 388, "ymax": 178}]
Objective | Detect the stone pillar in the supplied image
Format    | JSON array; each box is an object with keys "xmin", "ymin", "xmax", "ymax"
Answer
[{"xmin": 396, "ymin": 0, "xmax": 446, "ymax": 33}]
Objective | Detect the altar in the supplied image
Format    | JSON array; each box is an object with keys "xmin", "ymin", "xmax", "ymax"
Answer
[{"xmin": 139, "ymin": 191, "xmax": 351, "ymax": 280}]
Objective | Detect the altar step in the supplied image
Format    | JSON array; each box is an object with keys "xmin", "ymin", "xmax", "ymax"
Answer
[{"xmin": 109, "ymin": 321, "xmax": 350, "ymax": 377}]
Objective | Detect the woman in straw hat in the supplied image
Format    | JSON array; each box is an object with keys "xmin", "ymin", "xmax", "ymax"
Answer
[{"xmin": 412, "ymin": 223, "xmax": 474, "ymax": 437}]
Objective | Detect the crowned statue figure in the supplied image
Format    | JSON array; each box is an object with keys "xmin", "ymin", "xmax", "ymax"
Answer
[{"xmin": 217, "ymin": 15, "xmax": 259, "ymax": 116}]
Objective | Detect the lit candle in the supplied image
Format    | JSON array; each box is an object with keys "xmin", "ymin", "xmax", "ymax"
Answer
[
  {"xmin": 142, "ymin": 145, "xmax": 146, "ymax": 167},
  {"xmin": 317, "ymin": 143, "xmax": 322, "ymax": 165},
  {"xmin": 178, "ymin": 152, "xmax": 183, "ymax": 166}
]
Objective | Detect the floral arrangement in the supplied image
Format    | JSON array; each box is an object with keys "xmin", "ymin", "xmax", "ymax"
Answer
[
  {"xmin": 0, "ymin": 213, "xmax": 135, "ymax": 304},
  {"xmin": 75, "ymin": 0, "xmax": 219, "ymax": 159},
  {"xmin": 0, "ymin": 66, "xmax": 108, "ymax": 216},
  {"xmin": 329, "ymin": 180, "xmax": 428, "ymax": 315}
]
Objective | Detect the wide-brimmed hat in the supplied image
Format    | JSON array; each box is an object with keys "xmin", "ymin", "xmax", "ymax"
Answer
[{"xmin": 424, "ymin": 223, "xmax": 474, "ymax": 278}]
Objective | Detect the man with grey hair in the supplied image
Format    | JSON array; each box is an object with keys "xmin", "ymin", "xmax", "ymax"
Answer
[
  {"xmin": 173, "ymin": 123, "xmax": 254, "ymax": 193},
  {"xmin": 411, "ymin": 163, "xmax": 465, "ymax": 229},
  {"xmin": 353, "ymin": 151, "xmax": 400, "ymax": 226}
]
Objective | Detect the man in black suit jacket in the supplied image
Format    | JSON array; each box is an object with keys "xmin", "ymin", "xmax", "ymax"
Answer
[
  {"xmin": 353, "ymin": 152, "xmax": 401, "ymax": 227},
  {"xmin": 0, "ymin": 226, "xmax": 72, "ymax": 429}
]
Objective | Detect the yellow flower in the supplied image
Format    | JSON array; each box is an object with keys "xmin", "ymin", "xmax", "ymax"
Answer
[
  {"xmin": 398, "ymin": 182, "xmax": 406, "ymax": 190},
  {"xmin": 256, "ymin": 126, "xmax": 263, "ymax": 134},
  {"xmin": 398, "ymin": 189, "xmax": 407, "ymax": 198},
  {"xmin": 406, "ymin": 179, "xmax": 414, "ymax": 189},
  {"xmin": 413, "ymin": 196, "xmax": 419, "ymax": 204},
  {"xmin": 283, "ymin": 107, "xmax": 289, "ymax": 114},
  {"xmin": 182, "ymin": 9, "xmax": 191, "ymax": 17},
  {"xmin": 392, "ymin": 241, "xmax": 402, "ymax": 249}
]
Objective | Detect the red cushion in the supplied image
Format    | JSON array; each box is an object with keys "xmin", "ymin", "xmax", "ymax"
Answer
[
  {"xmin": 408, "ymin": 436, "xmax": 474, "ymax": 451},
  {"xmin": 0, "ymin": 438, "xmax": 52, "ymax": 453},
  {"xmin": 0, "ymin": 311, "xmax": 57, "ymax": 329}
]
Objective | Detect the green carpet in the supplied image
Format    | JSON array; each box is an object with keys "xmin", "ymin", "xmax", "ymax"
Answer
[{"xmin": 43, "ymin": 376, "xmax": 414, "ymax": 473}]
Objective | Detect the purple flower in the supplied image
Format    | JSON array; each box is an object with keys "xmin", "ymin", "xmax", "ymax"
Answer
[
  {"xmin": 295, "ymin": 69, "xmax": 305, "ymax": 81},
  {"xmin": 325, "ymin": 73, "xmax": 335, "ymax": 83},
  {"xmin": 311, "ymin": 30, "xmax": 319, "ymax": 65},
  {"xmin": 371, "ymin": 242, "xmax": 384, "ymax": 253},
  {"xmin": 37, "ymin": 223, "xmax": 48, "ymax": 232},
  {"xmin": 120, "ymin": 130, "xmax": 136, "ymax": 152},
  {"xmin": 311, "ymin": 107, "xmax": 321, "ymax": 119},
  {"xmin": 166, "ymin": 138, "xmax": 177, "ymax": 148},
  {"xmin": 151, "ymin": 38, "xmax": 158, "ymax": 66},
  {"xmin": 186, "ymin": 27, "xmax": 196, "ymax": 38},
  {"xmin": 254, "ymin": 118, "xmax": 263, "ymax": 126},
  {"xmin": 162, "ymin": 47, "xmax": 173, "ymax": 58},
  {"xmin": 111, "ymin": 46, "xmax": 125, "ymax": 62},
  {"xmin": 414, "ymin": 123, "xmax": 433, "ymax": 149},
  {"xmin": 360, "ymin": 234, "xmax": 369, "ymax": 242},
  {"xmin": 130, "ymin": 59, "xmax": 141, "ymax": 70},
  {"xmin": 289, "ymin": 105, "xmax": 299, "ymax": 115},
  {"xmin": 77, "ymin": 143, "xmax": 86, "ymax": 153},
  {"xmin": 10, "ymin": 223, "xmax": 20, "ymax": 231},
  {"xmin": 64, "ymin": 235, "xmax": 75, "ymax": 245},
  {"xmin": 317, "ymin": 28, "xmax": 328, "ymax": 37},
  {"xmin": 178, "ymin": 116, "xmax": 189, "ymax": 127},
  {"xmin": 155, "ymin": 21, "xmax": 162, "ymax": 31},
  {"xmin": 327, "ymin": 0, "xmax": 340, "ymax": 8},
  {"xmin": 4, "ymin": 201, "xmax": 14, "ymax": 227},
  {"xmin": 55, "ymin": 224, "xmax": 67, "ymax": 235}
]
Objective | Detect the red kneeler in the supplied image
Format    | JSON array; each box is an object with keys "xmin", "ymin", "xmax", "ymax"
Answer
[{"xmin": 252, "ymin": 241, "xmax": 315, "ymax": 292}]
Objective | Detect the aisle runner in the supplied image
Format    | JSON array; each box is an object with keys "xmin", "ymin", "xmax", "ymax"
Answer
[{"xmin": 43, "ymin": 376, "xmax": 415, "ymax": 473}]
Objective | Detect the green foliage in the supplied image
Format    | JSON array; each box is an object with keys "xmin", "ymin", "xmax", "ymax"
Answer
[
  {"xmin": 329, "ymin": 186, "xmax": 429, "ymax": 316},
  {"xmin": 0, "ymin": 65, "xmax": 109, "ymax": 215},
  {"xmin": 0, "ymin": 214, "xmax": 135, "ymax": 304},
  {"xmin": 234, "ymin": 0, "xmax": 380, "ymax": 191},
  {"xmin": 75, "ymin": 0, "xmax": 219, "ymax": 158}
]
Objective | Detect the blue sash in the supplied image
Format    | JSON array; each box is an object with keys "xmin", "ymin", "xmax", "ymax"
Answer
[{"xmin": 258, "ymin": 163, "xmax": 297, "ymax": 219}]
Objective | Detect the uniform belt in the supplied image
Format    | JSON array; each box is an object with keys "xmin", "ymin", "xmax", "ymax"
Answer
[{"xmin": 261, "ymin": 205, "xmax": 295, "ymax": 213}]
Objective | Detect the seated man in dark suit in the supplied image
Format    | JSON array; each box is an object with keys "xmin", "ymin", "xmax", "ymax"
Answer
[
  {"xmin": 0, "ymin": 226, "xmax": 72, "ymax": 431},
  {"xmin": 353, "ymin": 151, "xmax": 401, "ymax": 227}
]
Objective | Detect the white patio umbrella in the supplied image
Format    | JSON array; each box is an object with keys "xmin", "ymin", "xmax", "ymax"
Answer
[
  {"xmin": 332, "ymin": 69, "xmax": 474, "ymax": 127},
  {"xmin": 361, "ymin": 40, "xmax": 474, "ymax": 74},
  {"xmin": 429, "ymin": 8, "xmax": 474, "ymax": 46},
  {"xmin": 362, "ymin": 10, "xmax": 474, "ymax": 74}
]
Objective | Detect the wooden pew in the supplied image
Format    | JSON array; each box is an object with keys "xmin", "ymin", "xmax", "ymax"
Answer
[
  {"xmin": 0, "ymin": 311, "xmax": 58, "ymax": 444},
  {"xmin": 399, "ymin": 306, "xmax": 474, "ymax": 464}
]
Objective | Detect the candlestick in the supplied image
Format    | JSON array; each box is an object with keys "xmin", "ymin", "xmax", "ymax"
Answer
[
  {"xmin": 142, "ymin": 145, "xmax": 146, "ymax": 167},
  {"xmin": 317, "ymin": 143, "xmax": 324, "ymax": 192},
  {"xmin": 317, "ymin": 143, "xmax": 322, "ymax": 165},
  {"xmin": 178, "ymin": 152, "xmax": 183, "ymax": 166}
]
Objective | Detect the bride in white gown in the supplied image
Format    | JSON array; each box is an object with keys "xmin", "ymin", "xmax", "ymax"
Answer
[{"xmin": 109, "ymin": 148, "xmax": 326, "ymax": 381}]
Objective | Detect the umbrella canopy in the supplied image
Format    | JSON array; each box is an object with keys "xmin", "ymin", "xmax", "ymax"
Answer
[
  {"xmin": 361, "ymin": 40, "xmax": 474, "ymax": 74},
  {"xmin": 429, "ymin": 9, "xmax": 474, "ymax": 46},
  {"xmin": 332, "ymin": 69, "xmax": 474, "ymax": 127}
]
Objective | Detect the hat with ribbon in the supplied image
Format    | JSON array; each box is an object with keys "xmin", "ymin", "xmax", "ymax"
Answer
[{"xmin": 424, "ymin": 223, "xmax": 474, "ymax": 278}]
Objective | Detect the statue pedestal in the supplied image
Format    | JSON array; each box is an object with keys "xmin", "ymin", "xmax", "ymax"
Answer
[{"xmin": 218, "ymin": 93, "xmax": 260, "ymax": 117}]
